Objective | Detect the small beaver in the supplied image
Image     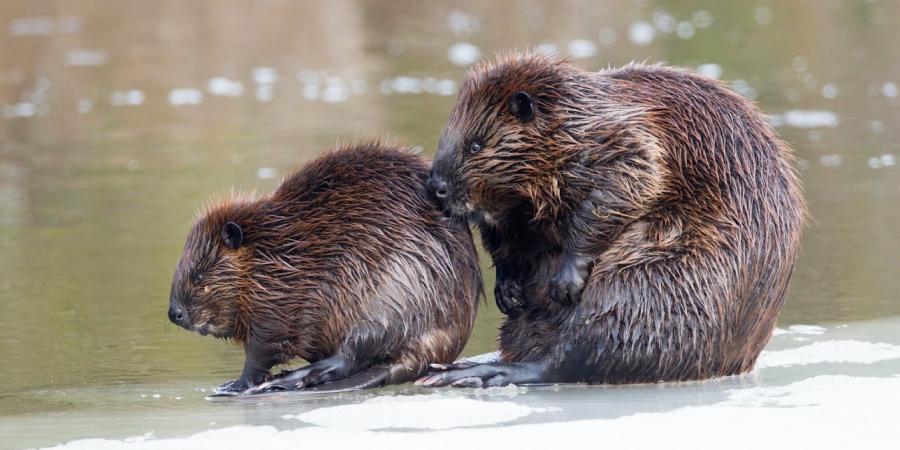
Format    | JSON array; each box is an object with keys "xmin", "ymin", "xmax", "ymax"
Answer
[
  {"xmin": 421, "ymin": 53, "xmax": 805, "ymax": 387},
  {"xmin": 168, "ymin": 143, "xmax": 482, "ymax": 394}
]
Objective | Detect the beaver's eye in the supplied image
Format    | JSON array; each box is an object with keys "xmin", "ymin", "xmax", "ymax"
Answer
[
  {"xmin": 467, "ymin": 139, "xmax": 483, "ymax": 155},
  {"xmin": 192, "ymin": 273, "xmax": 203, "ymax": 284}
]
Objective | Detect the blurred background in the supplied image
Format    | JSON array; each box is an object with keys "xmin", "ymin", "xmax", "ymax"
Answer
[{"xmin": 1, "ymin": 0, "xmax": 899, "ymax": 444}]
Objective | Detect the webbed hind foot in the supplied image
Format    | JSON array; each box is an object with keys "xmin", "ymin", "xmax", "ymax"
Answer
[
  {"xmin": 245, "ymin": 354, "xmax": 354, "ymax": 394},
  {"xmin": 416, "ymin": 361, "xmax": 549, "ymax": 388}
]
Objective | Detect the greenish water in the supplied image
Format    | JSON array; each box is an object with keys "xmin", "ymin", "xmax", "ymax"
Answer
[{"xmin": 1, "ymin": 1, "xmax": 899, "ymax": 448}]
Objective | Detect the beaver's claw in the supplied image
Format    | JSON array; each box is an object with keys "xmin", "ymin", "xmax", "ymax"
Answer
[{"xmin": 495, "ymin": 277, "xmax": 525, "ymax": 316}]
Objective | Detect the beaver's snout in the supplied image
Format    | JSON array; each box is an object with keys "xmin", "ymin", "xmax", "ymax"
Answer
[
  {"xmin": 168, "ymin": 303, "xmax": 189, "ymax": 330},
  {"xmin": 426, "ymin": 173, "xmax": 449, "ymax": 202}
]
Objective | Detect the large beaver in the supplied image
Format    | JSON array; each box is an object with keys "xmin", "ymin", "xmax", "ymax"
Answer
[
  {"xmin": 167, "ymin": 143, "xmax": 482, "ymax": 394},
  {"xmin": 420, "ymin": 53, "xmax": 805, "ymax": 387}
]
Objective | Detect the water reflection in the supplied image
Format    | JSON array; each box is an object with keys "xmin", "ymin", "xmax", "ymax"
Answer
[{"xmin": 0, "ymin": 1, "xmax": 898, "ymax": 444}]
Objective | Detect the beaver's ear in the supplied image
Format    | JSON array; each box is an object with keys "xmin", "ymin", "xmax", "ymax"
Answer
[
  {"xmin": 508, "ymin": 91, "xmax": 533, "ymax": 123},
  {"xmin": 221, "ymin": 221, "xmax": 243, "ymax": 250}
]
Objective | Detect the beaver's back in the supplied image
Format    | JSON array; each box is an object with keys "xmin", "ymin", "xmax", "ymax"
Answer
[
  {"xmin": 604, "ymin": 66, "xmax": 805, "ymax": 365},
  {"xmin": 604, "ymin": 64, "xmax": 804, "ymax": 229}
]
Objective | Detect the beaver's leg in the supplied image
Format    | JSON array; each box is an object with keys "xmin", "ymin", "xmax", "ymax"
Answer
[
  {"xmin": 546, "ymin": 251, "xmax": 592, "ymax": 305},
  {"xmin": 480, "ymin": 225, "xmax": 528, "ymax": 317},
  {"xmin": 247, "ymin": 356, "xmax": 353, "ymax": 393},
  {"xmin": 416, "ymin": 335, "xmax": 599, "ymax": 387},
  {"xmin": 416, "ymin": 299, "xmax": 570, "ymax": 388},
  {"xmin": 246, "ymin": 330, "xmax": 385, "ymax": 393},
  {"xmin": 212, "ymin": 342, "xmax": 278, "ymax": 395},
  {"xmin": 266, "ymin": 354, "xmax": 433, "ymax": 394},
  {"xmin": 246, "ymin": 352, "xmax": 360, "ymax": 393},
  {"xmin": 545, "ymin": 141, "xmax": 665, "ymax": 306},
  {"xmin": 304, "ymin": 365, "xmax": 393, "ymax": 392}
]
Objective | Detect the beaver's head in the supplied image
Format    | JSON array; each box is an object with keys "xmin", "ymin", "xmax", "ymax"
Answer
[
  {"xmin": 428, "ymin": 52, "xmax": 580, "ymax": 224},
  {"xmin": 168, "ymin": 200, "xmax": 256, "ymax": 340}
]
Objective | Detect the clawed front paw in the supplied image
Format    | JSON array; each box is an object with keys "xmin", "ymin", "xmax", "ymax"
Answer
[
  {"xmin": 548, "ymin": 255, "xmax": 590, "ymax": 305},
  {"xmin": 494, "ymin": 277, "xmax": 525, "ymax": 316},
  {"xmin": 212, "ymin": 379, "xmax": 250, "ymax": 396}
]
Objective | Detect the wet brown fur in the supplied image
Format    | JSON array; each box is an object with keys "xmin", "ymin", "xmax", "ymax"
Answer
[
  {"xmin": 170, "ymin": 143, "xmax": 482, "ymax": 388},
  {"xmin": 431, "ymin": 52, "xmax": 805, "ymax": 383}
]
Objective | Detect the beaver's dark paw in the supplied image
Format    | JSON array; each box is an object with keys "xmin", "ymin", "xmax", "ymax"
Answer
[
  {"xmin": 212, "ymin": 379, "xmax": 251, "ymax": 396},
  {"xmin": 245, "ymin": 377, "xmax": 295, "ymax": 394},
  {"xmin": 548, "ymin": 255, "xmax": 590, "ymax": 305},
  {"xmin": 494, "ymin": 277, "xmax": 525, "ymax": 316},
  {"xmin": 245, "ymin": 356, "xmax": 352, "ymax": 395},
  {"xmin": 246, "ymin": 367, "xmax": 315, "ymax": 394},
  {"xmin": 416, "ymin": 361, "xmax": 547, "ymax": 388},
  {"xmin": 416, "ymin": 362, "xmax": 513, "ymax": 388}
]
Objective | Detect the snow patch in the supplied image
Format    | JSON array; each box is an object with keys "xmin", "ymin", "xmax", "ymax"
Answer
[
  {"xmin": 47, "ymin": 375, "xmax": 900, "ymax": 449},
  {"xmin": 758, "ymin": 340, "xmax": 900, "ymax": 368},
  {"xmin": 287, "ymin": 395, "xmax": 539, "ymax": 430},
  {"xmin": 724, "ymin": 375, "xmax": 899, "ymax": 407}
]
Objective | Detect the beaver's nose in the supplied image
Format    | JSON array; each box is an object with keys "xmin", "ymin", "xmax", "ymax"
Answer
[
  {"xmin": 168, "ymin": 304, "xmax": 186, "ymax": 326},
  {"xmin": 427, "ymin": 174, "xmax": 448, "ymax": 200}
]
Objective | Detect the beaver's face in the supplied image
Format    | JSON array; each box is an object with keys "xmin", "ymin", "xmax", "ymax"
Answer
[
  {"xmin": 168, "ymin": 217, "xmax": 246, "ymax": 339},
  {"xmin": 428, "ymin": 56, "xmax": 565, "ymax": 224}
]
